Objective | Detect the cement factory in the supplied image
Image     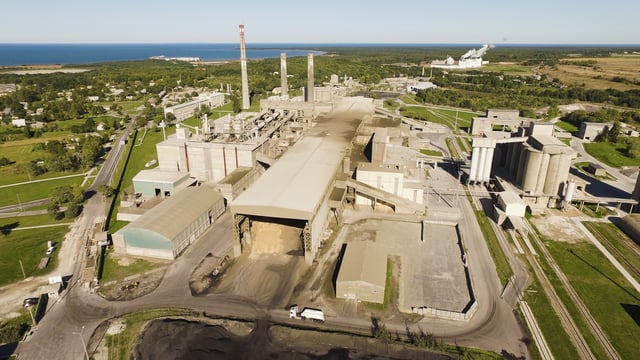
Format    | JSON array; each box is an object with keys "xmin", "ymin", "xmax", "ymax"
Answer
[{"xmin": 109, "ymin": 25, "xmax": 631, "ymax": 325}]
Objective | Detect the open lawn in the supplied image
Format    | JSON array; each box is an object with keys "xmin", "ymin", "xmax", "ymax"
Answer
[
  {"xmin": 0, "ymin": 226, "xmax": 69, "ymax": 287},
  {"xmin": 0, "ymin": 175, "xmax": 84, "ymax": 207},
  {"xmin": 545, "ymin": 240, "xmax": 640, "ymax": 359},
  {"xmin": 0, "ymin": 214, "xmax": 71, "ymax": 229},
  {"xmin": 583, "ymin": 142, "xmax": 640, "ymax": 168},
  {"xmin": 0, "ymin": 135, "xmax": 84, "ymax": 184},
  {"xmin": 100, "ymin": 249, "xmax": 163, "ymax": 283},
  {"xmin": 554, "ymin": 120, "xmax": 579, "ymax": 133},
  {"xmin": 483, "ymin": 63, "xmax": 536, "ymax": 75}
]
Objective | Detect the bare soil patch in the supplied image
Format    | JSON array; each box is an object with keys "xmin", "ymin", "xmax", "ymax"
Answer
[
  {"xmin": 98, "ymin": 267, "xmax": 166, "ymax": 301},
  {"xmin": 529, "ymin": 210, "xmax": 586, "ymax": 243}
]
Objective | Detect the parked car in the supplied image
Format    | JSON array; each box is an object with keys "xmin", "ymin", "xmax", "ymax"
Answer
[{"xmin": 23, "ymin": 297, "xmax": 38, "ymax": 308}]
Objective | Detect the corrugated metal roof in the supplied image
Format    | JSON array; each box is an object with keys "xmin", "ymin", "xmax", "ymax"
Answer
[
  {"xmin": 231, "ymin": 135, "xmax": 345, "ymax": 220},
  {"xmin": 118, "ymin": 186, "xmax": 223, "ymax": 242},
  {"xmin": 337, "ymin": 242, "xmax": 387, "ymax": 287}
]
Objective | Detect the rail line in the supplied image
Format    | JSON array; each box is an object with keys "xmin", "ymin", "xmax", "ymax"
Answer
[
  {"xmin": 526, "ymin": 223, "xmax": 621, "ymax": 360},
  {"xmin": 584, "ymin": 222, "xmax": 640, "ymax": 281}
]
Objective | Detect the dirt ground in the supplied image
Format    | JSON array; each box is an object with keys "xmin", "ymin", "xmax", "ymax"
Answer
[
  {"xmin": 133, "ymin": 318, "xmax": 454, "ymax": 360},
  {"xmin": 189, "ymin": 253, "xmax": 232, "ymax": 296},
  {"xmin": 98, "ymin": 266, "xmax": 167, "ymax": 301},
  {"xmin": 529, "ymin": 208, "xmax": 588, "ymax": 244}
]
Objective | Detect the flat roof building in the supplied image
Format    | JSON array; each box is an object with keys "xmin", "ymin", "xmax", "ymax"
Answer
[
  {"xmin": 132, "ymin": 169, "xmax": 194, "ymax": 198},
  {"xmin": 336, "ymin": 242, "xmax": 387, "ymax": 304}
]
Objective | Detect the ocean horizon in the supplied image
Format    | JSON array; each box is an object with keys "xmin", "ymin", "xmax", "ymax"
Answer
[
  {"xmin": 0, "ymin": 43, "xmax": 328, "ymax": 66},
  {"xmin": 1, "ymin": 43, "xmax": 638, "ymax": 67}
]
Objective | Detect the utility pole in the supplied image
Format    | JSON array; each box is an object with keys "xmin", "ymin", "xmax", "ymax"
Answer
[
  {"xmin": 19, "ymin": 259, "xmax": 26, "ymax": 279},
  {"xmin": 455, "ymin": 108, "xmax": 459, "ymax": 134}
]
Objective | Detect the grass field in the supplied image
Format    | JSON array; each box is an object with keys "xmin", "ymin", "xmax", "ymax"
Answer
[
  {"xmin": 584, "ymin": 222, "xmax": 640, "ymax": 282},
  {"xmin": 99, "ymin": 249, "xmax": 162, "ymax": 283},
  {"xmin": 583, "ymin": 142, "xmax": 640, "ymax": 167},
  {"xmin": 0, "ymin": 135, "xmax": 84, "ymax": 185},
  {"xmin": 539, "ymin": 56, "xmax": 640, "ymax": 91},
  {"xmin": 0, "ymin": 214, "xmax": 71, "ymax": 229},
  {"xmin": 0, "ymin": 226, "xmax": 69, "ymax": 287},
  {"xmin": 554, "ymin": 120, "xmax": 579, "ymax": 133},
  {"xmin": 545, "ymin": 240, "xmax": 640, "ymax": 359},
  {"xmin": 474, "ymin": 209, "xmax": 512, "ymax": 286},
  {"xmin": 0, "ymin": 175, "xmax": 85, "ymax": 208},
  {"xmin": 419, "ymin": 149, "xmax": 443, "ymax": 157},
  {"xmin": 483, "ymin": 63, "xmax": 536, "ymax": 75},
  {"xmin": 523, "ymin": 272, "xmax": 581, "ymax": 360}
]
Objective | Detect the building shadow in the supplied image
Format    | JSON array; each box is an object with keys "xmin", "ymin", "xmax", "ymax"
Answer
[
  {"xmin": 621, "ymin": 303, "xmax": 640, "ymax": 326},
  {"xmin": 568, "ymin": 249, "xmax": 639, "ymax": 302}
]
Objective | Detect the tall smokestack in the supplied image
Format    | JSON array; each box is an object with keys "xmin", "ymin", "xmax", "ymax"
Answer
[
  {"xmin": 306, "ymin": 53, "xmax": 314, "ymax": 102},
  {"xmin": 239, "ymin": 24, "xmax": 250, "ymax": 110},
  {"xmin": 280, "ymin": 53, "xmax": 288, "ymax": 97}
]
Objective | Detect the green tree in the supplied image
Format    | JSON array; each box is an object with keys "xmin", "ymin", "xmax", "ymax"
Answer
[
  {"xmin": 47, "ymin": 203, "xmax": 63, "ymax": 220},
  {"xmin": 98, "ymin": 184, "xmax": 115, "ymax": 198},
  {"xmin": 64, "ymin": 202, "xmax": 82, "ymax": 218}
]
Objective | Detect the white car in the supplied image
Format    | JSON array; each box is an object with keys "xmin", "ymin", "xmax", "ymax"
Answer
[{"xmin": 46, "ymin": 246, "xmax": 55, "ymax": 255}]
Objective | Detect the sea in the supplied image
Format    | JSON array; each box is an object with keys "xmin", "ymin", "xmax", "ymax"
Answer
[{"xmin": 0, "ymin": 43, "xmax": 327, "ymax": 66}]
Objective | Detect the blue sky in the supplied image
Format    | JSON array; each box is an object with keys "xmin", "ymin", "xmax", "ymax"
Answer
[{"xmin": 1, "ymin": 0, "xmax": 639, "ymax": 44}]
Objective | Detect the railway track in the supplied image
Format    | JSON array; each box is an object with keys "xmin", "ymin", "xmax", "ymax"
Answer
[
  {"xmin": 584, "ymin": 222, "xmax": 640, "ymax": 281},
  {"xmin": 526, "ymin": 224, "xmax": 621, "ymax": 360}
]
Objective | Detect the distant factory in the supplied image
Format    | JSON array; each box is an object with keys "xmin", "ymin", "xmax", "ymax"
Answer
[{"xmin": 431, "ymin": 44, "xmax": 494, "ymax": 69}]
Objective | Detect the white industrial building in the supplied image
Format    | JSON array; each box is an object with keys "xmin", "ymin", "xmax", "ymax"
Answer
[
  {"xmin": 112, "ymin": 186, "xmax": 225, "ymax": 260},
  {"xmin": 496, "ymin": 191, "xmax": 526, "ymax": 217},
  {"xmin": 132, "ymin": 169, "xmax": 194, "ymax": 198},
  {"xmin": 155, "ymin": 111, "xmax": 294, "ymax": 183},
  {"xmin": 355, "ymin": 162, "xmax": 424, "ymax": 205},
  {"xmin": 336, "ymin": 242, "xmax": 387, "ymax": 304},
  {"xmin": 163, "ymin": 92, "xmax": 225, "ymax": 121}
]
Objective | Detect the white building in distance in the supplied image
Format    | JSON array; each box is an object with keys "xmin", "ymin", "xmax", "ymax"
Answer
[{"xmin": 164, "ymin": 92, "xmax": 225, "ymax": 121}]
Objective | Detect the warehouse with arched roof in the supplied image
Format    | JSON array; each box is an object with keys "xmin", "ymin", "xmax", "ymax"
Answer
[{"xmin": 113, "ymin": 185, "xmax": 225, "ymax": 260}]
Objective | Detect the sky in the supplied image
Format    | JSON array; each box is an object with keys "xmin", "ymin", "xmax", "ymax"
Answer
[{"xmin": 1, "ymin": 0, "xmax": 639, "ymax": 44}]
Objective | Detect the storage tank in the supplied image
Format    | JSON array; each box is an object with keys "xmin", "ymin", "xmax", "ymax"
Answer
[
  {"xmin": 522, "ymin": 150, "xmax": 542, "ymax": 193},
  {"xmin": 565, "ymin": 181, "xmax": 576, "ymax": 203},
  {"xmin": 543, "ymin": 154, "xmax": 561, "ymax": 195}
]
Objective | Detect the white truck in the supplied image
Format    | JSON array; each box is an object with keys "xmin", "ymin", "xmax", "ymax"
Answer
[{"xmin": 289, "ymin": 305, "xmax": 325, "ymax": 322}]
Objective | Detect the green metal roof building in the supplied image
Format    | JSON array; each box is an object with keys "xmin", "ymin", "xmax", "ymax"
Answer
[{"xmin": 113, "ymin": 185, "xmax": 225, "ymax": 260}]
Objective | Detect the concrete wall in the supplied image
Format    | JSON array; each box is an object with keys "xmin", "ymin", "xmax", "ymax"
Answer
[{"xmin": 336, "ymin": 280, "xmax": 384, "ymax": 303}]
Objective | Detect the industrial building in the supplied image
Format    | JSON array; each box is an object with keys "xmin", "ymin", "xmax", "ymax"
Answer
[
  {"xmin": 335, "ymin": 242, "xmax": 387, "ymax": 303},
  {"xmin": 468, "ymin": 119, "xmax": 576, "ymax": 211},
  {"xmin": 112, "ymin": 186, "xmax": 225, "ymax": 260},
  {"xmin": 577, "ymin": 122, "xmax": 611, "ymax": 141},
  {"xmin": 431, "ymin": 45, "xmax": 493, "ymax": 69},
  {"xmin": 132, "ymin": 169, "xmax": 194, "ymax": 198},
  {"xmin": 155, "ymin": 110, "xmax": 297, "ymax": 183},
  {"xmin": 355, "ymin": 162, "xmax": 424, "ymax": 205},
  {"xmin": 231, "ymin": 97, "xmax": 375, "ymax": 264},
  {"xmin": 163, "ymin": 92, "xmax": 225, "ymax": 121},
  {"xmin": 470, "ymin": 109, "xmax": 531, "ymax": 136}
]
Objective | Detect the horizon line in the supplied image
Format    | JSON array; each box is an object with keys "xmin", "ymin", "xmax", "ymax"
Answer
[{"xmin": 1, "ymin": 42, "xmax": 639, "ymax": 47}]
